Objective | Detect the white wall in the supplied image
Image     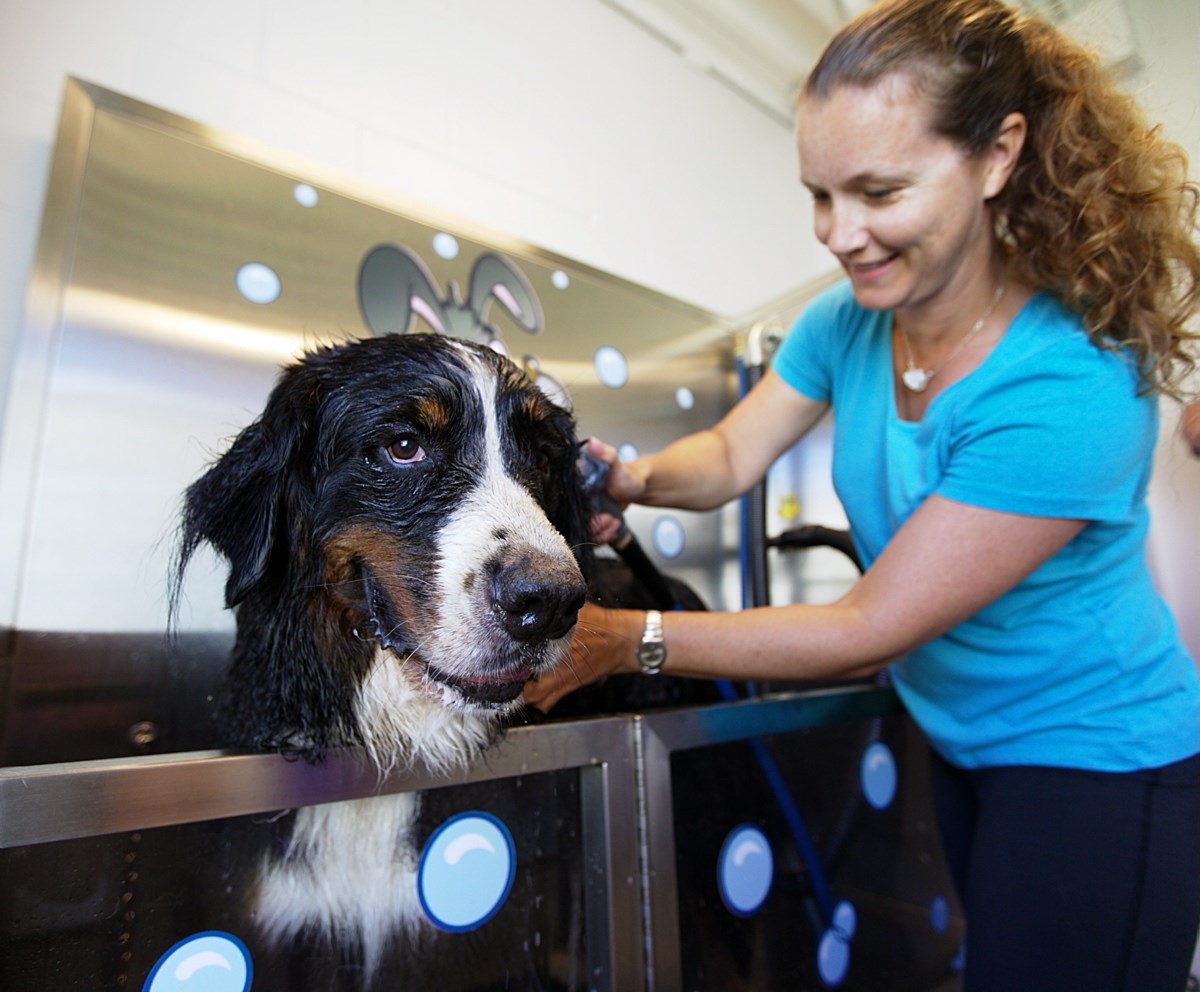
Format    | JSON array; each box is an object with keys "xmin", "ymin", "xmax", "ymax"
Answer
[{"xmin": 1123, "ymin": 1, "xmax": 1200, "ymax": 662}]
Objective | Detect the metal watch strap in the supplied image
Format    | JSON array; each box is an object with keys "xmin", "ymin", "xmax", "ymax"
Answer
[{"xmin": 637, "ymin": 609, "xmax": 666, "ymax": 675}]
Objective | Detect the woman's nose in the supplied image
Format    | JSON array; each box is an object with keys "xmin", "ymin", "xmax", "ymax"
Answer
[{"xmin": 818, "ymin": 200, "xmax": 869, "ymax": 255}]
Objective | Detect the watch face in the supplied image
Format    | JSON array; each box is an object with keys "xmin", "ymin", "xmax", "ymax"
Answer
[{"xmin": 639, "ymin": 643, "xmax": 666, "ymax": 672}]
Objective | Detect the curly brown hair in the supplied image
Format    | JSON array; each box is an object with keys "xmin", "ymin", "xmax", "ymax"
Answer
[{"xmin": 804, "ymin": 0, "xmax": 1200, "ymax": 397}]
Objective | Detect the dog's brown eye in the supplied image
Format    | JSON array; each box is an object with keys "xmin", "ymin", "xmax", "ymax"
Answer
[{"xmin": 384, "ymin": 435, "xmax": 425, "ymax": 465}]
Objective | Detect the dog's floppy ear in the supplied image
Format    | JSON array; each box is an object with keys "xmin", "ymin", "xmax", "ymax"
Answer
[
  {"xmin": 556, "ymin": 436, "xmax": 596, "ymax": 578},
  {"xmin": 174, "ymin": 373, "xmax": 315, "ymax": 611}
]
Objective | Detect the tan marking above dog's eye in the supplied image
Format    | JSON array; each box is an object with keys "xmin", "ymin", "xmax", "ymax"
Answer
[
  {"xmin": 414, "ymin": 396, "xmax": 451, "ymax": 432},
  {"xmin": 384, "ymin": 435, "xmax": 426, "ymax": 466}
]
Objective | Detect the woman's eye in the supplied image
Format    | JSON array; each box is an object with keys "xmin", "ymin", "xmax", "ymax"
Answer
[
  {"xmin": 865, "ymin": 187, "xmax": 897, "ymax": 201},
  {"xmin": 383, "ymin": 435, "xmax": 426, "ymax": 466}
]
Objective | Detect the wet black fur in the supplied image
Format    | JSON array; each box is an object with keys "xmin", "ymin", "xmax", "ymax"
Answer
[{"xmin": 171, "ymin": 333, "xmax": 592, "ymax": 756}]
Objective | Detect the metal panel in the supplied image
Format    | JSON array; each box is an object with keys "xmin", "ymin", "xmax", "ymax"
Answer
[
  {"xmin": 1, "ymin": 716, "xmax": 645, "ymax": 992},
  {"xmin": 0, "ymin": 77, "xmax": 740, "ymax": 640},
  {"xmin": 0, "ymin": 716, "xmax": 631, "ymax": 848},
  {"xmin": 640, "ymin": 688, "xmax": 964, "ymax": 991}
]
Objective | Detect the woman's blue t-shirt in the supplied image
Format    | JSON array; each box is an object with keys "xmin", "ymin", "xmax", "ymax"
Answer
[{"xmin": 773, "ymin": 280, "xmax": 1200, "ymax": 771}]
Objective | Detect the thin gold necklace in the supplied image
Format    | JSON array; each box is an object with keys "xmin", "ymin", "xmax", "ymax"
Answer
[{"xmin": 898, "ymin": 283, "xmax": 1005, "ymax": 393}]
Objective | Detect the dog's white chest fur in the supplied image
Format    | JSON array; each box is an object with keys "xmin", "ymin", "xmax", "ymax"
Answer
[
  {"xmin": 255, "ymin": 792, "xmax": 423, "ymax": 971},
  {"xmin": 355, "ymin": 646, "xmax": 499, "ymax": 774},
  {"xmin": 253, "ymin": 650, "xmax": 500, "ymax": 971}
]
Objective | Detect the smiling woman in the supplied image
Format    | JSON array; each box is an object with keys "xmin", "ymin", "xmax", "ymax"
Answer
[{"xmin": 525, "ymin": 2, "xmax": 1200, "ymax": 990}]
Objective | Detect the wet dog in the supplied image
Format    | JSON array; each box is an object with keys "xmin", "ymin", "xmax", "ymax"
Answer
[{"xmin": 172, "ymin": 332, "xmax": 591, "ymax": 975}]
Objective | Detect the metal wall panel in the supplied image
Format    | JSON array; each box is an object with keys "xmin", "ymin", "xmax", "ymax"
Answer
[
  {"xmin": 640, "ymin": 690, "xmax": 964, "ymax": 991},
  {"xmin": 0, "ymin": 78, "xmax": 740, "ymax": 640},
  {"xmin": 0, "ymin": 717, "xmax": 646, "ymax": 992}
]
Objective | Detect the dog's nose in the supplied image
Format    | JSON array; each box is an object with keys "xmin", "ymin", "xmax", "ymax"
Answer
[{"xmin": 491, "ymin": 556, "xmax": 587, "ymax": 643}]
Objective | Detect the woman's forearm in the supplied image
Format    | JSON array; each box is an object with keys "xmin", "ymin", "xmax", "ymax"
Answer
[
  {"xmin": 525, "ymin": 497, "xmax": 1087, "ymax": 715},
  {"xmin": 523, "ymin": 599, "xmax": 890, "ymax": 714},
  {"xmin": 626, "ymin": 370, "xmax": 830, "ymax": 513},
  {"xmin": 604, "ymin": 602, "xmax": 892, "ymax": 683},
  {"xmin": 634, "ymin": 430, "xmax": 746, "ymax": 511}
]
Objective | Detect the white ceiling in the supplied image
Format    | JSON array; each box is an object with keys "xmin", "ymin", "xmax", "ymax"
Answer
[
  {"xmin": 600, "ymin": 0, "xmax": 1140, "ymax": 127},
  {"xmin": 599, "ymin": 0, "xmax": 871, "ymax": 126}
]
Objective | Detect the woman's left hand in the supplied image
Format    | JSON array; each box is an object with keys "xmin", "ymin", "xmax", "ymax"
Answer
[{"xmin": 523, "ymin": 602, "xmax": 639, "ymax": 713}]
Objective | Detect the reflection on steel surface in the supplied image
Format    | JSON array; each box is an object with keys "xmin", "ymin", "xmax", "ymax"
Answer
[
  {"xmin": 0, "ymin": 78, "xmax": 737, "ymax": 638},
  {"xmin": 0, "ymin": 713, "xmax": 635, "ymax": 849}
]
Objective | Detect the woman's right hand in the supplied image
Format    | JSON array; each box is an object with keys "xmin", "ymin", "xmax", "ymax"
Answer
[{"xmin": 581, "ymin": 436, "xmax": 648, "ymax": 545}]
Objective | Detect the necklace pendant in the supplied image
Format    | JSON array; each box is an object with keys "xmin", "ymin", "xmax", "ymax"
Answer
[{"xmin": 902, "ymin": 366, "xmax": 931, "ymax": 392}]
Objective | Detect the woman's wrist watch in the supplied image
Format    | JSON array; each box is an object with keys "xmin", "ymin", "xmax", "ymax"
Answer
[{"xmin": 637, "ymin": 610, "xmax": 666, "ymax": 675}]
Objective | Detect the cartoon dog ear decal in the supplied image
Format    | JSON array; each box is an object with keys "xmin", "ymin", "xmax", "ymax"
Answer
[
  {"xmin": 358, "ymin": 244, "xmax": 543, "ymax": 351},
  {"xmin": 466, "ymin": 252, "xmax": 543, "ymax": 339},
  {"xmin": 358, "ymin": 244, "xmax": 450, "ymax": 336}
]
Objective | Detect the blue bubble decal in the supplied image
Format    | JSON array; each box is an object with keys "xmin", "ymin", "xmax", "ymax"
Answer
[
  {"xmin": 860, "ymin": 740, "xmax": 897, "ymax": 810},
  {"xmin": 432, "ymin": 232, "xmax": 459, "ymax": 260},
  {"xmin": 234, "ymin": 262, "xmax": 280, "ymax": 305},
  {"xmin": 717, "ymin": 824, "xmax": 773, "ymax": 917},
  {"xmin": 930, "ymin": 894, "xmax": 950, "ymax": 933},
  {"xmin": 952, "ymin": 941, "xmax": 967, "ymax": 972},
  {"xmin": 593, "ymin": 345, "xmax": 629, "ymax": 388},
  {"xmin": 816, "ymin": 899, "xmax": 857, "ymax": 987},
  {"xmin": 418, "ymin": 811, "xmax": 516, "ymax": 932},
  {"xmin": 832, "ymin": 899, "xmax": 857, "ymax": 939},
  {"xmin": 143, "ymin": 931, "xmax": 252, "ymax": 992},
  {"xmin": 292, "ymin": 183, "xmax": 319, "ymax": 208},
  {"xmin": 817, "ymin": 926, "xmax": 851, "ymax": 987},
  {"xmin": 652, "ymin": 515, "xmax": 686, "ymax": 559}
]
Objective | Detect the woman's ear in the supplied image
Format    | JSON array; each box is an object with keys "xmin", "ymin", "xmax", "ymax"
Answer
[{"xmin": 983, "ymin": 111, "xmax": 1027, "ymax": 199}]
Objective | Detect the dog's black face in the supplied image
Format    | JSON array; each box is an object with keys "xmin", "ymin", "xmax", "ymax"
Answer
[{"xmin": 174, "ymin": 333, "xmax": 590, "ymax": 762}]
